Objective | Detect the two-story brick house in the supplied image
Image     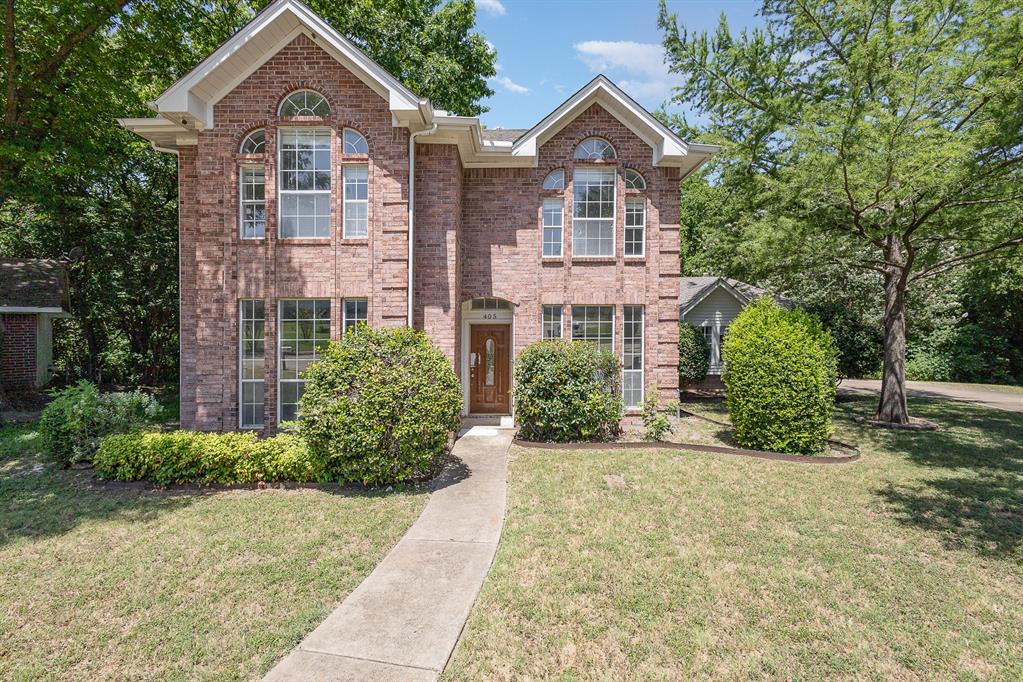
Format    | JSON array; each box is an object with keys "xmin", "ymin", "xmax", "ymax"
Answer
[{"xmin": 121, "ymin": 0, "xmax": 717, "ymax": 432}]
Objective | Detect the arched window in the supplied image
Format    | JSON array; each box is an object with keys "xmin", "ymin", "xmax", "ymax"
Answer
[
  {"xmin": 625, "ymin": 168, "xmax": 646, "ymax": 190},
  {"xmin": 279, "ymin": 90, "xmax": 330, "ymax": 117},
  {"xmin": 343, "ymin": 128, "xmax": 368, "ymax": 154},
  {"xmin": 542, "ymin": 168, "xmax": 564, "ymax": 190},
  {"xmin": 239, "ymin": 129, "xmax": 265, "ymax": 154},
  {"xmin": 574, "ymin": 137, "xmax": 616, "ymax": 161}
]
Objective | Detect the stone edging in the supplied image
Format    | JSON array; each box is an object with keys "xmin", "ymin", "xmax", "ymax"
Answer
[{"xmin": 512, "ymin": 438, "xmax": 860, "ymax": 464}]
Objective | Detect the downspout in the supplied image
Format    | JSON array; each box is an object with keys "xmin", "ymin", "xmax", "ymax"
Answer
[{"xmin": 407, "ymin": 123, "xmax": 438, "ymax": 326}]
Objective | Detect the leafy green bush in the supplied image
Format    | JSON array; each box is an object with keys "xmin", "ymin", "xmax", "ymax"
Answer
[
  {"xmin": 808, "ymin": 302, "xmax": 883, "ymax": 379},
  {"xmin": 297, "ymin": 326, "xmax": 462, "ymax": 486},
  {"xmin": 514, "ymin": 340, "xmax": 623, "ymax": 442},
  {"xmin": 94, "ymin": 431, "xmax": 326, "ymax": 485},
  {"xmin": 39, "ymin": 380, "xmax": 161, "ymax": 466},
  {"xmin": 642, "ymin": 386, "xmax": 673, "ymax": 441},
  {"xmin": 723, "ymin": 297, "xmax": 838, "ymax": 454},
  {"xmin": 906, "ymin": 324, "xmax": 1020, "ymax": 384},
  {"xmin": 678, "ymin": 322, "xmax": 711, "ymax": 387}
]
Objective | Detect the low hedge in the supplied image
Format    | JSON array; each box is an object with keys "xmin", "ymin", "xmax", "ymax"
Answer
[{"xmin": 94, "ymin": 431, "xmax": 328, "ymax": 485}]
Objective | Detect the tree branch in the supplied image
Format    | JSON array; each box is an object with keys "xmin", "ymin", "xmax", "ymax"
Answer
[{"xmin": 909, "ymin": 236, "xmax": 1023, "ymax": 282}]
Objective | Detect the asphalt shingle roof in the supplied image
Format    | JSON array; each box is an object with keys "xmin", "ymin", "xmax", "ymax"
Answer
[
  {"xmin": 680, "ymin": 276, "xmax": 792, "ymax": 312},
  {"xmin": 480, "ymin": 128, "xmax": 528, "ymax": 142},
  {"xmin": 0, "ymin": 259, "xmax": 69, "ymax": 310}
]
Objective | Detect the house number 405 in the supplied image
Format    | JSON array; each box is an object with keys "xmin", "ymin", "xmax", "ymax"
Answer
[{"xmin": 482, "ymin": 313, "xmax": 498, "ymax": 320}]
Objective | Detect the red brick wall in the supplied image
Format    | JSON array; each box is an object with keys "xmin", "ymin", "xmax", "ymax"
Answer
[{"xmin": 1, "ymin": 314, "xmax": 36, "ymax": 388}]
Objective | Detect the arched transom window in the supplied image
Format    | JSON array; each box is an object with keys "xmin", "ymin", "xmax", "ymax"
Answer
[
  {"xmin": 625, "ymin": 168, "xmax": 646, "ymax": 190},
  {"xmin": 542, "ymin": 168, "xmax": 564, "ymax": 190},
  {"xmin": 574, "ymin": 137, "xmax": 616, "ymax": 161},
  {"xmin": 343, "ymin": 128, "xmax": 368, "ymax": 154},
  {"xmin": 279, "ymin": 90, "xmax": 330, "ymax": 117},
  {"xmin": 239, "ymin": 129, "xmax": 265, "ymax": 154}
]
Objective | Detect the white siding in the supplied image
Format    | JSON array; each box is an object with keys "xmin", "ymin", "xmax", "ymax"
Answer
[{"xmin": 682, "ymin": 287, "xmax": 746, "ymax": 374}]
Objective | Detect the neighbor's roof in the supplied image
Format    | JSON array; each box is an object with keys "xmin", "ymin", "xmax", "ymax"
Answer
[
  {"xmin": 480, "ymin": 128, "xmax": 528, "ymax": 142},
  {"xmin": 680, "ymin": 276, "xmax": 793, "ymax": 315},
  {"xmin": 0, "ymin": 259, "xmax": 69, "ymax": 313}
]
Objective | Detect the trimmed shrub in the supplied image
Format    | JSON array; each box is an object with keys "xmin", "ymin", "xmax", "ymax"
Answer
[
  {"xmin": 297, "ymin": 326, "xmax": 462, "ymax": 486},
  {"xmin": 514, "ymin": 340, "xmax": 623, "ymax": 442},
  {"xmin": 94, "ymin": 431, "xmax": 327, "ymax": 485},
  {"xmin": 723, "ymin": 297, "xmax": 838, "ymax": 454},
  {"xmin": 678, "ymin": 322, "xmax": 711, "ymax": 387},
  {"xmin": 39, "ymin": 380, "xmax": 161, "ymax": 466}
]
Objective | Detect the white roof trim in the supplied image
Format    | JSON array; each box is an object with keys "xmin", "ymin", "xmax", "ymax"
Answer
[{"xmin": 680, "ymin": 277, "xmax": 750, "ymax": 316}]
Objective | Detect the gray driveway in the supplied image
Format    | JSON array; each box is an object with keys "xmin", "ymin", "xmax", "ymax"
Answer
[{"xmin": 840, "ymin": 379, "xmax": 1023, "ymax": 414}]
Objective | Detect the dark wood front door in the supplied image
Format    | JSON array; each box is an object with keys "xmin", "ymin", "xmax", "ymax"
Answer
[{"xmin": 469, "ymin": 324, "xmax": 511, "ymax": 414}]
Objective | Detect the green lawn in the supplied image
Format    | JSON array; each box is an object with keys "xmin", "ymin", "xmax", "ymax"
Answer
[
  {"xmin": 0, "ymin": 422, "xmax": 427, "ymax": 681},
  {"xmin": 446, "ymin": 398, "xmax": 1023, "ymax": 679}
]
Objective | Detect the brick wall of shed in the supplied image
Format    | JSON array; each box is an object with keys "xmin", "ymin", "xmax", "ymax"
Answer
[{"xmin": 0, "ymin": 314, "xmax": 36, "ymax": 388}]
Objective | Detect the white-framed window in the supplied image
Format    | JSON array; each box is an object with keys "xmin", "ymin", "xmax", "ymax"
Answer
[
  {"xmin": 239, "ymin": 299, "xmax": 265, "ymax": 428},
  {"xmin": 278, "ymin": 299, "xmax": 330, "ymax": 423},
  {"xmin": 343, "ymin": 298, "xmax": 368, "ymax": 333},
  {"xmin": 279, "ymin": 129, "xmax": 331, "ymax": 238},
  {"xmin": 624, "ymin": 168, "xmax": 646, "ymax": 190},
  {"xmin": 700, "ymin": 325, "xmax": 714, "ymax": 365},
  {"xmin": 343, "ymin": 165, "xmax": 369, "ymax": 238},
  {"xmin": 240, "ymin": 166, "xmax": 266, "ymax": 239},
  {"xmin": 572, "ymin": 167, "xmax": 615, "ymax": 256},
  {"xmin": 542, "ymin": 198, "xmax": 563, "ymax": 257},
  {"xmin": 719, "ymin": 325, "xmax": 729, "ymax": 366},
  {"xmin": 240, "ymin": 129, "xmax": 265, "ymax": 154},
  {"xmin": 571, "ymin": 305, "xmax": 613, "ymax": 354},
  {"xmin": 625, "ymin": 198, "xmax": 645, "ymax": 257},
  {"xmin": 279, "ymin": 90, "xmax": 330, "ymax": 117},
  {"xmin": 343, "ymin": 128, "xmax": 368, "ymax": 154},
  {"xmin": 542, "ymin": 168, "xmax": 565, "ymax": 190},
  {"xmin": 623, "ymin": 305, "xmax": 644, "ymax": 408},
  {"xmin": 542, "ymin": 305, "xmax": 562, "ymax": 339},
  {"xmin": 574, "ymin": 137, "xmax": 616, "ymax": 160}
]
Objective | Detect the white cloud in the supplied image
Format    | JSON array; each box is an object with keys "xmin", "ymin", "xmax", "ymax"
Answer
[
  {"xmin": 477, "ymin": 0, "xmax": 506, "ymax": 17},
  {"xmin": 573, "ymin": 40, "xmax": 681, "ymax": 103},
  {"xmin": 491, "ymin": 75, "xmax": 530, "ymax": 95}
]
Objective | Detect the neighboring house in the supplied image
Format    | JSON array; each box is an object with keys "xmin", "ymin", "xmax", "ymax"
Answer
[
  {"xmin": 120, "ymin": 0, "xmax": 718, "ymax": 431},
  {"xmin": 0, "ymin": 259, "xmax": 70, "ymax": 389},
  {"xmin": 680, "ymin": 277, "xmax": 792, "ymax": 376}
]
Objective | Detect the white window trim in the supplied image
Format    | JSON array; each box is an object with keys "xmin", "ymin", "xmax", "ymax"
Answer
[
  {"xmin": 623, "ymin": 305, "xmax": 644, "ymax": 409},
  {"xmin": 277, "ymin": 298, "xmax": 330, "ymax": 425},
  {"xmin": 542, "ymin": 304, "xmax": 563, "ymax": 339},
  {"xmin": 624, "ymin": 197, "xmax": 645, "ymax": 258},
  {"xmin": 571, "ymin": 166, "xmax": 617, "ymax": 258},
  {"xmin": 277, "ymin": 128, "xmax": 332, "ymax": 240},
  {"xmin": 542, "ymin": 198, "xmax": 564, "ymax": 258},
  {"xmin": 239, "ymin": 164, "xmax": 265, "ymax": 240},
  {"xmin": 238, "ymin": 299, "xmax": 264, "ymax": 429},
  {"xmin": 342, "ymin": 164, "xmax": 369, "ymax": 239}
]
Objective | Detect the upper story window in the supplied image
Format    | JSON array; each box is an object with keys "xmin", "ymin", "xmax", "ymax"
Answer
[
  {"xmin": 542, "ymin": 168, "xmax": 564, "ymax": 190},
  {"xmin": 279, "ymin": 129, "xmax": 331, "ymax": 238},
  {"xmin": 279, "ymin": 90, "xmax": 330, "ymax": 117},
  {"xmin": 625, "ymin": 168, "xmax": 646, "ymax": 190},
  {"xmin": 343, "ymin": 165, "xmax": 369, "ymax": 238},
  {"xmin": 572, "ymin": 167, "xmax": 615, "ymax": 256},
  {"xmin": 343, "ymin": 128, "xmax": 368, "ymax": 154},
  {"xmin": 240, "ymin": 129, "xmax": 266, "ymax": 154},
  {"xmin": 574, "ymin": 137, "xmax": 616, "ymax": 161},
  {"xmin": 240, "ymin": 166, "xmax": 266, "ymax": 239}
]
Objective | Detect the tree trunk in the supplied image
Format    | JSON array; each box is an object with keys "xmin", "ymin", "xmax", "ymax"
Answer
[{"xmin": 877, "ymin": 261, "xmax": 910, "ymax": 424}]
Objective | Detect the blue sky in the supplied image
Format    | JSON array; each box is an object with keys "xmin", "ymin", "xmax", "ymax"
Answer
[{"xmin": 472, "ymin": 0, "xmax": 762, "ymax": 130}]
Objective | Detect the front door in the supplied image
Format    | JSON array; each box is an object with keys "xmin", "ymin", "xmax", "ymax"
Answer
[{"xmin": 469, "ymin": 324, "xmax": 511, "ymax": 414}]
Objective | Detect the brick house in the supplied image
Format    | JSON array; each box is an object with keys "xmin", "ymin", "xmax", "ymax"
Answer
[
  {"xmin": 0, "ymin": 259, "xmax": 69, "ymax": 389},
  {"xmin": 121, "ymin": 0, "xmax": 717, "ymax": 431}
]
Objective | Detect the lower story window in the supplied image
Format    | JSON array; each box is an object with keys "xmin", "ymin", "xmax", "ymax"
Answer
[
  {"xmin": 700, "ymin": 325, "xmax": 714, "ymax": 365},
  {"xmin": 571, "ymin": 305, "xmax": 613, "ymax": 354},
  {"xmin": 279, "ymin": 299, "xmax": 330, "ymax": 423},
  {"xmin": 239, "ymin": 300, "xmax": 265, "ymax": 427},
  {"xmin": 623, "ymin": 305, "xmax": 644, "ymax": 408},
  {"xmin": 343, "ymin": 298, "xmax": 368, "ymax": 333},
  {"xmin": 542, "ymin": 305, "xmax": 562, "ymax": 339}
]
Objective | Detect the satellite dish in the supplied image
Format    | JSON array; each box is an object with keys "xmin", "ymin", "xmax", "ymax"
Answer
[{"xmin": 66, "ymin": 246, "xmax": 84, "ymax": 263}]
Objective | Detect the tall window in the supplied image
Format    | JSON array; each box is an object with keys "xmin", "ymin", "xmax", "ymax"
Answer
[
  {"xmin": 700, "ymin": 325, "xmax": 714, "ymax": 365},
  {"xmin": 623, "ymin": 306, "xmax": 644, "ymax": 408},
  {"xmin": 240, "ymin": 300, "xmax": 265, "ymax": 428},
  {"xmin": 542, "ymin": 305, "xmax": 562, "ymax": 339},
  {"xmin": 542, "ymin": 199, "xmax": 563, "ymax": 257},
  {"xmin": 279, "ymin": 300, "xmax": 330, "ymax": 423},
  {"xmin": 343, "ymin": 298, "xmax": 368, "ymax": 333},
  {"xmin": 571, "ymin": 305, "xmax": 613, "ymax": 354},
  {"xmin": 625, "ymin": 198, "xmax": 645, "ymax": 257},
  {"xmin": 343, "ymin": 165, "xmax": 369, "ymax": 238},
  {"xmin": 240, "ymin": 167, "xmax": 266, "ymax": 239},
  {"xmin": 572, "ymin": 167, "xmax": 615, "ymax": 256},
  {"xmin": 279, "ymin": 129, "xmax": 331, "ymax": 238}
]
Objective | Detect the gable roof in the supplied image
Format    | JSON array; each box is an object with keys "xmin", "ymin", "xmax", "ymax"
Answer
[
  {"xmin": 680, "ymin": 276, "xmax": 793, "ymax": 315},
  {"xmin": 0, "ymin": 259, "xmax": 69, "ymax": 313}
]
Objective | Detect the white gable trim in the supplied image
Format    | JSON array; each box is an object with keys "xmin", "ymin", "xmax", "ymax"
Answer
[{"xmin": 681, "ymin": 278, "xmax": 750, "ymax": 316}]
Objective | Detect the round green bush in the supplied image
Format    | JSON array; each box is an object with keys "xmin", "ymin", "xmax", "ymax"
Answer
[
  {"xmin": 297, "ymin": 326, "xmax": 462, "ymax": 485},
  {"xmin": 513, "ymin": 340, "xmax": 623, "ymax": 442},
  {"xmin": 678, "ymin": 322, "xmax": 711, "ymax": 387},
  {"xmin": 723, "ymin": 297, "xmax": 838, "ymax": 454}
]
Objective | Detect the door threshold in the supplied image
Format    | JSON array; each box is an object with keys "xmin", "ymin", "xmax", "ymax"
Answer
[{"xmin": 460, "ymin": 414, "xmax": 514, "ymax": 429}]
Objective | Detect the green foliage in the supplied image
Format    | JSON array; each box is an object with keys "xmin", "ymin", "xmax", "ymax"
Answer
[
  {"xmin": 807, "ymin": 303, "xmax": 883, "ymax": 379},
  {"xmin": 514, "ymin": 340, "xmax": 623, "ymax": 442},
  {"xmin": 906, "ymin": 324, "xmax": 1021, "ymax": 385},
  {"xmin": 94, "ymin": 431, "xmax": 327, "ymax": 485},
  {"xmin": 642, "ymin": 387, "xmax": 673, "ymax": 442},
  {"xmin": 678, "ymin": 322, "xmax": 711, "ymax": 387},
  {"xmin": 297, "ymin": 327, "xmax": 462, "ymax": 486},
  {"xmin": 39, "ymin": 380, "xmax": 161, "ymax": 466},
  {"xmin": 723, "ymin": 298, "xmax": 838, "ymax": 454}
]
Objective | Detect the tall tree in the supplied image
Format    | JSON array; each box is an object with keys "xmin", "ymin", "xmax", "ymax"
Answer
[{"xmin": 660, "ymin": 0, "xmax": 1023, "ymax": 423}]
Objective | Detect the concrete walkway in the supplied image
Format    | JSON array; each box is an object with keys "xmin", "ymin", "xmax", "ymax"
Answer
[
  {"xmin": 840, "ymin": 379, "xmax": 1023, "ymax": 413},
  {"xmin": 264, "ymin": 426, "xmax": 513, "ymax": 682}
]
